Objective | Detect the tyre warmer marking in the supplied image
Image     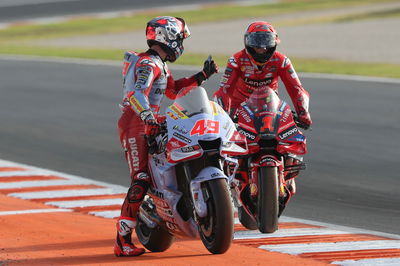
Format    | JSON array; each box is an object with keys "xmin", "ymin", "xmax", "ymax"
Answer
[{"xmin": 0, "ymin": 159, "xmax": 399, "ymax": 265}]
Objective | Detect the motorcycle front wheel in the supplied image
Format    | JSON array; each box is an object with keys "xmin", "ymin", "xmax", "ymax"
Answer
[
  {"xmin": 257, "ymin": 166, "xmax": 279, "ymax": 233},
  {"xmin": 199, "ymin": 179, "xmax": 234, "ymax": 254},
  {"xmin": 135, "ymin": 216, "xmax": 175, "ymax": 252},
  {"xmin": 238, "ymin": 206, "xmax": 257, "ymax": 230}
]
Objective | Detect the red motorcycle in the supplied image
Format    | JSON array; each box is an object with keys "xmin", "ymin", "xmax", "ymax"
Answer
[{"xmin": 229, "ymin": 87, "xmax": 309, "ymax": 233}]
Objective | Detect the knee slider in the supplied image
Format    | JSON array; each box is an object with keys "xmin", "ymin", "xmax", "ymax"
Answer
[{"xmin": 127, "ymin": 179, "xmax": 149, "ymax": 203}]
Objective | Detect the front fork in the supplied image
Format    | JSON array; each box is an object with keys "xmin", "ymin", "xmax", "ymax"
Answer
[
  {"xmin": 190, "ymin": 167, "xmax": 228, "ymax": 218},
  {"xmin": 233, "ymin": 154, "xmax": 304, "ymax": 213},
  {"xmin": 248, "ymin": 155, "xmax": 285, "ymax": 198}
]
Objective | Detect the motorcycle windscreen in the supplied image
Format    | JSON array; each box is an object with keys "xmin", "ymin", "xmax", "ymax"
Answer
[
  {"xmin": 172, "ymin": 86, "xmax": 213, "ymax": 117},
  {"xmin": 244, "ymin": 88, "xmax": 281, "ymax": 138},
  {"xmin": 165, "ymin": 86, "xmax": 215, "ymax": 163}
]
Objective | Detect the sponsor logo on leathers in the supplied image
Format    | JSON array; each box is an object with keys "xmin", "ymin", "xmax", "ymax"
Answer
[
  {"xmin": 244, "ymin": 77, "xmax": 272, "ymax": 87},
  {"xmin": 127, "ymin": 138, "xmax": 140, "ymax": 172}
]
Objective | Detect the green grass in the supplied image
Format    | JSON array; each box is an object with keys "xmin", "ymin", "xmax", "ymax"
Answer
[
  {"xmin": 291, "ymin": 57, "xmax": 400, "ymax": 79},
  {"xmin": 2, "ymin": 45, "xmax": 399, "ymax": 79},
  {"xmin": 334, "ymin": 7, "xmax": 400, "ymax": 22},
  {"xmin": 281, "ymin": 6, "xmax": 400, "ymax": 26},
  {"xmin": 0, "ymin": 45, "xmax": 125, "ymax": 60},
  {"xmin": 0, "ymin": 0, "xmax": 399, "ymax": 79},
  {"xmin": 0, "ymin": 0, "xmax": 397, "ymax": 41}
]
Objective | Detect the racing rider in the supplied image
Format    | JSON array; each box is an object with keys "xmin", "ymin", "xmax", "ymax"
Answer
[
  {"xmin": 213, "ymin": 21, "xmax": 312, "ymax": 196},
  {"xmin": 115, "ymin": 16, "xmax": 218, "ymax": 257},
  {"xmin": 213, "ymin": 21, "xmax": 312, "ymax": 128}
]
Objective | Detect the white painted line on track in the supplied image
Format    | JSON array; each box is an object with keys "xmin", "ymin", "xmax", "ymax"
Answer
[
  {"xmin": 234, "ymin": 228, "xmax": 349, "ymax": 240},
  {"xmin": 9, "ymin": 188, "xmax": 127, "ymax": 199},
  {"xmin": 89, "ymin": 210, "xmax": 120, "ymax": 219},
  {"xmin": 259, "ymin": 240, "xmax": 400, "ymax": 255},
  {"xmin": 0, "ymin": 179, "xmax": 93, "ymax": 189},
  {"xmin": 276, "ymin": 216, "xmax": 400, "ymax": 240},
  {"xmin": 2, "ymin": 157, "xmax": 400, "ymax": 264},
  {"xmin": 46, "ymin": 198, "xmax": 124, "ymax": 208},
  {"xmin": 0, "ymin": 170, "xmax": 53, "ymax": 177},
  {"xmin": 0, "ymin": 208, "xmax": 72, "ymax": 216},
  {"xmin": 331, "ymin": 258, "xmax": 400, "ymax": 266},
  {"xmin": 0, "ymin": 159, "xmax": 127, "ymax": 191}
]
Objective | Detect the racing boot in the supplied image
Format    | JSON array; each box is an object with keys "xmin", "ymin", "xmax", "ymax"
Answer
[{"xmin": 114, "ymin": 216, "xmax": 145, "ymax": 257}]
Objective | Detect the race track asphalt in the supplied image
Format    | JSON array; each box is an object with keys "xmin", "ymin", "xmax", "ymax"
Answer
[{"xmin": 0, "ymin": 57, "xmax": 399, "ymax": 235}]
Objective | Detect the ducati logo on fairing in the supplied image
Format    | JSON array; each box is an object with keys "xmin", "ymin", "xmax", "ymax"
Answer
[
  {"xmin": 150, "ymin": 188, "xmax": 165, "ymax": 199},
  {"xmin": 239, "ymin": 109, "xmax": 252, "ymax": 123},
  {"xmin": 281, "ymin": 109, "xmax": 291, "ymax": 123}
]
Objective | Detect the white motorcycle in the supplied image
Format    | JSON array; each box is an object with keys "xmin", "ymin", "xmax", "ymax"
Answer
[{"xmin": 135, "ymin": 86, "xmax": 247, "ymax": 254}]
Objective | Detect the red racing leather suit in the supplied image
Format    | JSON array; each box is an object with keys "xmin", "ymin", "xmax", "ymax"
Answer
[
  {"xmin": 213, "ymin": 49, "xmax": 310, "ymax": 119},
  {"xmin": 118, "ymin": 49, "xmax": 199, "ymax": 218}
]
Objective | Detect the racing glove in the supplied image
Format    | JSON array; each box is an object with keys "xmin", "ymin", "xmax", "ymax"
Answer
[
  {"xmin": 140, "ymin": 110, "xmax": 160, "ymax": 136},
  {"xmin": 195, "ymin": 55, "xmax": 219, "ymax": 85},
  {"xmin": 296, "ymin": 94, "xmax": 312, "ymax": 129},
  {"xmin": 298, "ymin": 111, "xmax": 312, "ymax": 129}
]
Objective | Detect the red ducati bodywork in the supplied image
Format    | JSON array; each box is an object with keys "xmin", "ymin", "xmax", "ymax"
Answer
[{"xmin": 231, "ymin": 88, "xmax": 307, "ymax": 233}]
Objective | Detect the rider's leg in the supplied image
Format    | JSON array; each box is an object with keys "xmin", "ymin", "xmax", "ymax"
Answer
[{"xmin": 114, "ymin": 109, "xmax": 150, "ymax": 257}]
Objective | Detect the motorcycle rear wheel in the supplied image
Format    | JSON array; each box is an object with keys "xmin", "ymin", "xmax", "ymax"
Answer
[
  {"xmin": 257, "ymin": 166, "xmax": 279, "ymax": 233},
  {"xmin": 135, "ymin": 217, "xmax": 175, "ymax": 252},
  {"xmin": 199, "ymin": 179, "xmax": 234, "ymax": 254}
]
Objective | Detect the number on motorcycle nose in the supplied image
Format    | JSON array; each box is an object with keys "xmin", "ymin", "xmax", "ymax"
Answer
[{"xmin": 261, "ymin": 116, "xmax": 274, "ymax": 132}]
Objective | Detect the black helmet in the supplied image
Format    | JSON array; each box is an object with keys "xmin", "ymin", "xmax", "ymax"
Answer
[{"xmin": 244, "ymin": 21, "xmax": 280, "ymax": 64}]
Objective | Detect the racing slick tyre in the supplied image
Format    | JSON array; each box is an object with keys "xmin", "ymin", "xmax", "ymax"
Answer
[
  {"xmin": 199, "ymin": 179, "xmax": 234, "ymax": 254},
  {"xmin": 135, "ymin": 217, "xmax": 174, "ymax": 252},
  {"xmin": 257, "ymin": 166, "xmax": 279, "ymax": 233},
  {"xmin": 238, "ymin": 206, "xmax": 257, "ymax": 230}
]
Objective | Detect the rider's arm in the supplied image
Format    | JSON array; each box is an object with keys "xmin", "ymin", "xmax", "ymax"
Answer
[
  {"xmin": 124, "ymin": 58, "xmax": 160, "ymax": 117},
  {"xmin": 213, "ymin": 56, "xmax": 240, "ymax": 113},
  {"xmin": 165, "ymin": 73, "xmax": 199, "ymax": 100},
  {"xmin": 278, "ymin": 55, "xmax": 312, "ymax": 127},
  {"xmin": 278, "ymin": 56, "xmax": 310, "ymax": 115},
  {"xmin": 165, "ymin": 57, "xmax": 218, "ymax": 100}
]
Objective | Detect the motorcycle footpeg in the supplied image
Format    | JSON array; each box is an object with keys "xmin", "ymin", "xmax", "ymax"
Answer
[{"xmin": 138, "ymin": 203, "xmax": 162, "ymax": 229}]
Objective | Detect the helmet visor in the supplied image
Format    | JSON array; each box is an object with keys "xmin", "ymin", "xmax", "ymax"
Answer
[
  {"xmin": 245, "ymin": 32, "xmax": 276, "ymax": 49},
  {"xmin": 176, "ymin": 17, "xmax": 191, "ymax": 39}
]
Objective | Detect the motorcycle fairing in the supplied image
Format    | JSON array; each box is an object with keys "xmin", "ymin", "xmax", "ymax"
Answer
[
  {"xmin": 190, "ymin": 167, "xmax": 227, "ymax": 218},
  {"xmin": 165, "ymin": 89, "xmax": 246, "ymax": 163},
  {"xmin": 144, "ymin": 87, "xmax": 245, "ymax": 240},
  {"xmin": 235, "ymin": 88, "xmax": 306, "ymax": 155},
  {"xmin": 149, "ymin": 186, "xmax": 199, "ymax": 238},
  {"xmin": 148, "ymin": 152, "xmax": 200, "ymax": 238}
]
